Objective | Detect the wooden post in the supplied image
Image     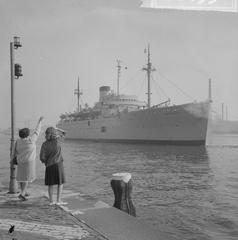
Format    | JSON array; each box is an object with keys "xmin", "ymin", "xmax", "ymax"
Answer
[{"xmin": 111, "ymin": 173, "xmax": 136, "ymax": 217}]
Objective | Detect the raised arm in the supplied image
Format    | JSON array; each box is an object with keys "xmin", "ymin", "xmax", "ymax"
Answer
[
  {"xmin": 31, "ymin": 116, "xmax": 44, "ymax": 142},
  {"xmin": 55, "ymin": 127, "xmax": 66, "ymax": 138}
]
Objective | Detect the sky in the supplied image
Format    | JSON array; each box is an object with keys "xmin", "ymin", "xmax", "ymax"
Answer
[{"xmin": 0, "ymin": 0, "xmax": 238, "ymax": 129}]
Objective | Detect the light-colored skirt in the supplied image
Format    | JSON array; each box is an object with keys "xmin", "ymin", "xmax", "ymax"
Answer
[{"xmin": 16, "ymin": 160, "xmax": 36, "ymax": 182}]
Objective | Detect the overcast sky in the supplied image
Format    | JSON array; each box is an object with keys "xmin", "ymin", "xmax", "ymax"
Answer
[{"xmin": 1, "ymin": 0, "xmax": 238, "ymax": 129}]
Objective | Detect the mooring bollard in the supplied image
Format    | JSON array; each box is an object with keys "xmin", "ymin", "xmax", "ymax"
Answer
[{"xmin": 111, "ymin": 172, "xmax": 136, "ymax": 217}]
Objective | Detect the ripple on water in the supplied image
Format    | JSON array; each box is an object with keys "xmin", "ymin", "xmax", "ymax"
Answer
[{"xmin": 0, "ymin": 134, "xmax": 238, "ymax": 240}]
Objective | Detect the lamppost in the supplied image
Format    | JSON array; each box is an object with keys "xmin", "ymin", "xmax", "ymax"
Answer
[{"xmin": 9, "ymin": 36, "xmax": 22, "ymax": 193}]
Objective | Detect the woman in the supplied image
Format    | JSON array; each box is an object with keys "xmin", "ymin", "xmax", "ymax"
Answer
[
  {"xmin": 12, "ymin": 116, "xmax": 44, "ymax": 201},
  {"xmin": 40, "ymin": 127, "xmax": 66, "ymax": 205}
]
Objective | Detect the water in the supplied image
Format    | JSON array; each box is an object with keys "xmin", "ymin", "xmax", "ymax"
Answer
[{"xmin": 0, "ymin": 133, "xmax": 238, "ymax": 240}]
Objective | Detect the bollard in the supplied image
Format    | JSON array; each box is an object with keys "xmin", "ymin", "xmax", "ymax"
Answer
[{"xmin": 111, "ymin": 172, "xmax": 136, "ymax": 217}]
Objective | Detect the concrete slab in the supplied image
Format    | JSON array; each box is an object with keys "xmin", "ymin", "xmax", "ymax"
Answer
[
  {"xmin": 75, "ymin": 207, "xmax": 170, "ymax": 240},
  {"xmin": 61, "ymin": 195, "xmax": 172, "ymax": 240}
]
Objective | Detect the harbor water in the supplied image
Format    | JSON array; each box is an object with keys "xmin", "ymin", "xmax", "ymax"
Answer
[{"xmin": 0, "ymin": 133, "xmax": 238, "ymax": 240}]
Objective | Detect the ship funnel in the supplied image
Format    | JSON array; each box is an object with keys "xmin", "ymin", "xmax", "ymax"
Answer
[{"xmin": 99, "ymin": 86, "xmax": 110, "ymax": 101}]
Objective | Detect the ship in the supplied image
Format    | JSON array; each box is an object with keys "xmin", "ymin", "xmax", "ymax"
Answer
[{"xmin": 57, "ymin": 46, "xmax": 211, "ymax": 145}]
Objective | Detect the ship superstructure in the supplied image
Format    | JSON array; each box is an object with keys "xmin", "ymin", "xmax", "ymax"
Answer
[{"xmin": 57, "ymin": 46, "xmax": 211, "ymax": 145}]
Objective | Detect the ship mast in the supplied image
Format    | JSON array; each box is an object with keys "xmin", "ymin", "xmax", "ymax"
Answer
[
  {"xmin": 143, "ymin": 44, "xmax": 156, "ymax": 108},
  {"xmin": 116, "ymin": 59, "xmax": 121, "ymax": 96},
  {"xmin": 74, "ymin": 77, "xmax": 83, "ymax": 113},
  {"xmin": 208, "ymin": 78, "xmax": 212, "ymax": 102}
]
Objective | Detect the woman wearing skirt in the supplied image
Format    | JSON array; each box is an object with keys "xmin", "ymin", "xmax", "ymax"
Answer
[{"xmin": 40, "ymin": 127, "xmax": 66, "ymax": 205}]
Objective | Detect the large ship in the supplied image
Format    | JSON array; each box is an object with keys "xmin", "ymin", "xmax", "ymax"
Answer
[{"xmin": 57, "ymin": 46, "xmax": 211, "ymax": 145}]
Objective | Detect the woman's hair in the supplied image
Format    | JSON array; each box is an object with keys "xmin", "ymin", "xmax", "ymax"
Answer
[
  {"xmin": 45, "ymin": 127, "xmax": 57, "ymax": 141},
  {"xmin": 19, "ymin": 128, "xmax": 30, "ymax": 139}
]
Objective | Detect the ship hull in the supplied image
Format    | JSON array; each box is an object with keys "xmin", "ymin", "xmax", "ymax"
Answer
[
  {"xmin": 63, "ymin": 138, "xmax": 206, "ymax": 145},
  {"xmin": 57, "ymin": 101, "xmax": 210, "ymax": 145}
]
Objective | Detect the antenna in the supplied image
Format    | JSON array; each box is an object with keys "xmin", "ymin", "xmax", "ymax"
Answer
[
  {"xmin": 74, "ymin": 77, "xmax": 83, "ymax": 113},
  {"xmin": 222, "ymin": 103, "xmax": 224, "ymax": 120},
  {"xmin": 116, "ymin": 59, "xmax": 121, "ymax": 96},
  {"xmin": 226, "ymin": 105, "xmax": 228, "ymax": 121},
  {"xmin": 208, "ymin": 78, "xmax": 212, "ymax": 101}
]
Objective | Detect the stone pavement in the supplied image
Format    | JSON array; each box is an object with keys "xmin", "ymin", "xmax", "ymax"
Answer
[
  {"xmin": 0, "ymin": 183, "xmax": 107, "ymax": 240},
  {"xmin": 0, "ymin": 181, "xmax": 172, "ymax": 240}
]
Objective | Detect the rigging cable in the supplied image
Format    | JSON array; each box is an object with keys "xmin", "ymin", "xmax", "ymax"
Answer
[
  {"xmin": 151, "ymin": 74, "xmax": 170, "ymax": 103},
  {"xmin": 137, "ymin": 73, "xmax": 147, "ymax": 100},
  {"xmin": 156, "ymin": 70, "xmax": 196, "ymax": 102},
  {"xmin": 120, "ymin": 69, "xmax": 142, "ymax": 91}
]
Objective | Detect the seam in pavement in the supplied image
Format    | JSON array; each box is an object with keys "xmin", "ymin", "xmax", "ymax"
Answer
[{"xmin": 56, "ymin": 201, "xmax": 110, "ymax": 240}]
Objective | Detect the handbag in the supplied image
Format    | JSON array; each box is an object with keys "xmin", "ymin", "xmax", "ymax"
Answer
[
  {"xmin": 12, "ymin": 141, "xmax": 18, "ymax": 165},
  {"xmin": 12, "ymin": 156, "xmax": 17, "ymax": 165}
]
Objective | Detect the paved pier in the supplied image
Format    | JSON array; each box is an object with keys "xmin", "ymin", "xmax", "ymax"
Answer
[
  {"xmin": 0, "ymin": 183, "xmax": 104, "ymax": 240},
  {"xmin": 0, "ymin": 182, "xmax": 172, "ymax": 240}
]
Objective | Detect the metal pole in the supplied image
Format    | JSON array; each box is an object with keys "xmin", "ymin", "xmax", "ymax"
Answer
[
  {"xmin": 208, "ymin": 78, "xmax": 212, "ymax": 101},
  {"xmin": 9, "ymin": 41, "xmax": 18, "ymax": 193},
  {"xmin": 147, "ymin": 45, "xmax": 151, "ymax": 108},
  {"xmin": 222, "ymin": 103, "xmax": 224, "ymax": 121},
  {"xmin": 142, "ymin": 44, "xmax": 155, "ymax": 108},
  {"xmin": 74, "ymin": 77, "xmax": 82, "ymax": 113},
  {"xmin": 117, "ymin": 60, "xmax": 121, "ymax": 96},
  {"xmin": 77, "ymin": 78, "xmax": 79, "ymax": 113},
  {"xmin": 226, "ymin": 105, "xmax": 228, "ymax": 121}
]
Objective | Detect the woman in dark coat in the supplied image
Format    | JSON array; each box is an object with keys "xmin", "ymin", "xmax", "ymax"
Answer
[{"xmin": 40, "ymin": 127, "xmax": 66, "ymax": 205}]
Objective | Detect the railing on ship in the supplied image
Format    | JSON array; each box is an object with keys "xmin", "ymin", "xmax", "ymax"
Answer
[{"xmin": 151, "ymin": 99, "xmax": 171, "ymax": 109}]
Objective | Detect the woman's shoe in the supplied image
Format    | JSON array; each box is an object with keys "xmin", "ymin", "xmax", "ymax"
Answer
[
  {"xmin": 56, "ymin": 201, "xmax": 67, "ymax": 205},
  {"xmin": 18, "ymin": 194, "xmax": 27, "ymax": 201}
]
